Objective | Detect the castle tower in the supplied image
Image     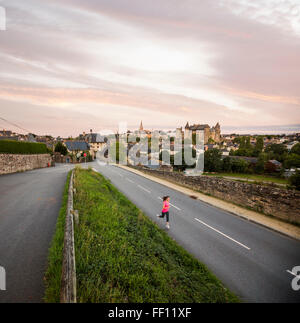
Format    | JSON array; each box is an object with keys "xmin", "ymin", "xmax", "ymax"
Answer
[{"xmin": 215, "ymin": 122, "xmax": 221, "ymax": 142}]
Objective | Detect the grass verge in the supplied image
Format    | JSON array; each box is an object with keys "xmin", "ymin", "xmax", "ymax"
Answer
[
  {"xmin": 73, "ymin": 168, "xmax": 239, "ymax": 303},
  {"xmin": 44, "ymin": 170, "xmax": 72, "ymax": 303},
  {"xmin": 203, "ymin": 172, "xmax": 288, "ymax": 186}
]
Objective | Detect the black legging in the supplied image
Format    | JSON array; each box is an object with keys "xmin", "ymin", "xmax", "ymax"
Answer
[{"xmin": 161, "ymin": 211, "xmax": 169, "ymax": 222}]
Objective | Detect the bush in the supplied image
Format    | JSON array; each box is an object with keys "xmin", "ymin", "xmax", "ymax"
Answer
[
  {"xmin": 230, "ymin": 158, "xmax": 249, "ymax": 173},
  {"xmin": 204, "ymin": 149, "xmax": 222, "ymax": 172},
  {"xmin": 291, "ymin": 143, "xmax": 300, "ymax": 155},
  {"xmin": 0, "ymin": 140, "xmax": 49, "ymax": 154},
  {"xmin": 284, "ymin": 154, "xmax": 300, "ymax": 169},
  {"xmin": 54, "ymin": 141, "xmax": 67, "ymax": 155},
  {"xmin": 222, "ymin": 157, "xmax": 232, "ymax": 172},
  {"xmin": 289, "ymin": 170, "xmax": 300, "ymax": 191}
]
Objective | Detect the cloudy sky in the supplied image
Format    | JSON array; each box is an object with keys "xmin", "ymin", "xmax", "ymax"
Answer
[{"xmin": 0, "ymin": 0, "xmax": 299, "ymax": 136}]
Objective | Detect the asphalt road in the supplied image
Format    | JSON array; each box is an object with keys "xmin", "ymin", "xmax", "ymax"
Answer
[
  {"xmin": 92, "ymin": 161, "xmax": 300, "ymax": 303},
  {"xmin": 1, "ymin": 162, "xmax": 299, "ymax": 303},
  {"xmin": 0, "ymin": 164, "xmax": 74, "ymax": 303}
]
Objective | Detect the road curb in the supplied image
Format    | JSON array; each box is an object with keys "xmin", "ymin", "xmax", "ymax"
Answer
[{"xmin": 60, "ymin": 169, "xmax": 77, "ymax": 303}]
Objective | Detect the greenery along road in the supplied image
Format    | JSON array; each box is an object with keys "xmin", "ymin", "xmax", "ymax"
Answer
[
  {"xmin": 70, "ymin": 168, "xmax": 238, "ymax": 303},
  {"xmin": 44, "ymin": 171, "xmax": 72, "ymax": 303},
  {"xmin": 203, "ymin": 172, "xmax": 288, "ymax": 186}
]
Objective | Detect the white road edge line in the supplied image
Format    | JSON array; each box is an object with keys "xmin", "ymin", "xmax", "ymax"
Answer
[
  {"xmin": 157, "ymin": 197, "xmax": 181, "ymax": 211},
  {"xmin": 138, "ymin": 185, "xmax": 151, "ymax": 194},
  {"xmin": 195, "ymin": 218, "xmax": 251, "ymax": 250}
]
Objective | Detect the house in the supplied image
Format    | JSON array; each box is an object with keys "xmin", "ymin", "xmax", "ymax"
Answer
[
  {"xmin": 221, "ymin": 148, "xmax": 230, "ymax": 156},
  {"xmin": 204, "ymin": 144, "xmax": 218, "ymax": 151},
  {"xmin": 286, "ymin": 141, "xmax": 299, "ymax": 151},
  {"xmin": 64, "ymin": 141, "xmax": 92, "ymax": 159},
  {"xmin": 65, "ymin": 141, "xmax": 90, "ymax": 152},
  {"xmin": 226, "ymin": 142, "xmax": 239, "ymax": 151},
  {"xmin": 36, "ymin": 136, "xmax": 54, "ymax": 150},
  {"xmin": 265, "ymin": 160, "xmax": 282, "ymax": 173},
  {"xmin": 25, "ymin": 133, "xmax": 37, "ymax": 142},
  {"xmin": 284, "ymin": 168, "xmax": 300, "ymax": 178},
  {"xmin": 53, "ymin": 152, "xmax": 72, "ymax": 164},
  {"xmin": 0, "ymin": 130, "xmax": 12, "ymax": 137},
  {"xmin": 86, "ymin": 133, "xmax": 107, "ymax": 152}
]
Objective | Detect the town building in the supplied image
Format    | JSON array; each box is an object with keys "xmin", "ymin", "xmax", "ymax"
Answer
[
  {"xmin": 265, "ymin": 160, "xmax": 282, "ymax": 173},
  {"xmin": 0, "ymin": 130, "xmax": 13, "ymax": 137},
  {"xmin": 64, "ymin": 141, "xmax": 93, "ymax": 160},
  {"xmin": 134, "ymin": 121, "xmax": 151, "ymax": 138},
  {"xmin": 177, "ymin": 122, "xmax": 221, "ymax": 144},
  {"xmin": 85, "ymin": 132, "xmax": 107, "ymax": 151}
]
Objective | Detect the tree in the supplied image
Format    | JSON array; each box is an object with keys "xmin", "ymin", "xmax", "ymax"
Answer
[
  {"xmin": 222, "ymin": 156, "xmax": 232, "ymax": 172},
  {"xmin": 284, "ymin": 154, "xmax": 300, "ymax": 169},
  {"xmin": 265, "ymin": 144, "xmax": 288, "ymax": 162},
  {"xmin": 54, "ymin": 141, "xmax": 67, "ymax": 155},
  {"xmin": 253, "ymin": 136, "xmax": 264, "ymax": 157},
  {"xmin": 289, "ymin": 170, "xmax": 300, "ymax": 191},
  {"xmin": 291, "ymin": 143, "xmax": 300, "ymax": 155},
  {"xmin": 173, "ymin": 147, "xmax": 196, "ymax": 171},
  {"xmin": 233, "ymin": 137, "xmax": 242, "ymax": 145},
  {"xmin": 204, "ymin": 149, "xmax": 222, "ymax": 172},
  {"xmin": 245, "ymin": 137, "xmax": 252, "ymax": 150},
  {"xmin": 255, "ymin": 152, "xmax": 267, "ymax": 174},
  {"xmin": 231, "ymin": 159, "xmax": 249, "ymax": 173},
  {"xmin": 233, "ymin": 136, "xmax": 254, "ymax": 157}
]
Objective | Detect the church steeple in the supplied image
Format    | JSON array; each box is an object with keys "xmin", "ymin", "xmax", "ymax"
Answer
[
  {"xmin": 185, "ymin": 121, "xmax": 190, "ymax": 129},
  {"xmin": 139, "ymin": 120, "xmax": 144, "ymax": 131}
]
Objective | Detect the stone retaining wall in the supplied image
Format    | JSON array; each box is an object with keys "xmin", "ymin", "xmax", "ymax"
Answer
[
  {"xmin": 134, "ymin": 167, "xmax": 300, "ymax": 225},
  {"xmin": 0, "ymin": 153, "xmax": 52, "ymax": 175}
]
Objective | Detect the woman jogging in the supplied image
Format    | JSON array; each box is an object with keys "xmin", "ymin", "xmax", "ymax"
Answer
[{"xmin": 157, "ymin": 196, "xmax": 170, "ymax": 229}]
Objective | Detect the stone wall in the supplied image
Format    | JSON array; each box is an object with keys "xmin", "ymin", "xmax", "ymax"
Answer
[
  {"xmin": 134, "ymin": 167, "xmax": 300, "ymax": 225},
  {"xmin": 0, "ymin": 154, "xmax": 52, "ymax": 175}
]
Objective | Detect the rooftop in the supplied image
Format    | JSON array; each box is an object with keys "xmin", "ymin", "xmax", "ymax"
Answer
[{"xmin": 65, "ymin": 141, "xmax": 90, "ymax": 151}]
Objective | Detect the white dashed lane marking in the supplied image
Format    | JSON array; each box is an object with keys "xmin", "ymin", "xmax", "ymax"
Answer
[
  {"xmin": 195, "ymin": 218, "xmax": 251, "ymax": 250},
  {"xmin": 138, "ymin": 185, "xmax": 151, "ymax": 194},
  {"xmin": 126, "ymin": 178, "xmax": 135, "ymax": 184}
]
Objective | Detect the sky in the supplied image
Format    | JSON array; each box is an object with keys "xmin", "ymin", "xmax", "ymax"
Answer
[{"xmin": 0, "ymin": 0, "xmax": 300, "ymax": 137}]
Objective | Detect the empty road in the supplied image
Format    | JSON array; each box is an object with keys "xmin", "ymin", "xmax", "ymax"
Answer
[
  {"xmin": 0, "ymin": 164, "xmax": 74, "ymax": 303},
  {"xmin": 92, "ymin": 161, "xmax": 300, "ymax": 303}
]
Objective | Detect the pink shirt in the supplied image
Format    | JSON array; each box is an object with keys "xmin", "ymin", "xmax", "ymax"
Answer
[{"xmin": 162, "ymin": 201, "xmax": 170, "ymax": 213}]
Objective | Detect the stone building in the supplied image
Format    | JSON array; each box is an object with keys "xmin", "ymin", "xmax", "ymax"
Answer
[{"xmin": 177, "ymin": 122, "xmax": 221, "ymax": 144}]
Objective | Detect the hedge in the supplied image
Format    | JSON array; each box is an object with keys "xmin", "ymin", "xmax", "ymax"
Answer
[{"xmin": 0, "ymin": 140, "xmax": 49, "ymax": 154}]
